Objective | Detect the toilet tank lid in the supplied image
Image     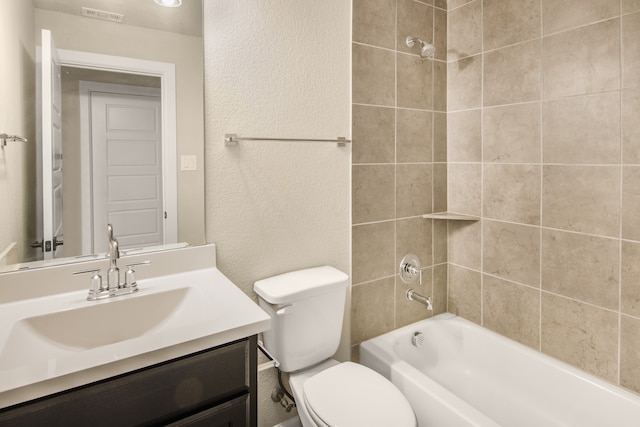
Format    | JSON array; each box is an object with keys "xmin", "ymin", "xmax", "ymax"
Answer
[{"xmin": 254, "ymin": 266, "xmax": 348, "ymax": 304}]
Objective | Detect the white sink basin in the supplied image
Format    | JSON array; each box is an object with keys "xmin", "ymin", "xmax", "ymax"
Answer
[
  {"xmin": 0, "ymin": 261, "xmax": 270, "ymax": 407},
  {"xmin": 0, "ymin": 287, "xmax": 209, "ymax": 368}
]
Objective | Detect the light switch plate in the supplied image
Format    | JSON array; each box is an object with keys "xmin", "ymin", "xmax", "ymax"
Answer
[{"xmin": 181, "ymin": 155, "xmax": 197, "ymax": 171}]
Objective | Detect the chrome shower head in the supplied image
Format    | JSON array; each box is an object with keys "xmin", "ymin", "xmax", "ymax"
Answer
[{"xmin": 406, "ymin": 36, "xmax": 435, "ymax": 59}]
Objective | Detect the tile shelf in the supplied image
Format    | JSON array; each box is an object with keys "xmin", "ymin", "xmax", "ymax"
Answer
[{"xmin": 422, "ymin": 212, "xmax": 480, "ymax": 221}]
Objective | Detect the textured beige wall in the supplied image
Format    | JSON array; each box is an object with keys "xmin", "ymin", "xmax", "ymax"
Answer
[
  {"xmin": 447, "ymin": 0, "xmax": 640, "ymax": 395},
  {"xmin": 35, "ymin": 8, "xmax": 205, "ymax": 247},
  {"xmin": 350, "ymin": 0, "xmax": 449, "ymax": 359},
  {"xmin": 203, "ymin": 1, "xmax": 351, "ymax": 425},
  {"xmin": 0, "ymin": 0, "xmax": 36, "ymax": 265}
]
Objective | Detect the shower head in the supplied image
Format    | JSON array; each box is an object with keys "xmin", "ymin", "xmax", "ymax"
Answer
[{"xmin": 406, "ymin": 36, "xmax": 435, "ymax": 59}]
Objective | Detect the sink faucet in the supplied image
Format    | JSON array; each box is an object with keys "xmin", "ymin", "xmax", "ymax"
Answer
[
  {"xmin": 107, "ymin": 224, "xmax": 120, "ymax": 290},
  {"xmin": 73, "ymin": 225, "xmax": 150, "ymax": 301}
]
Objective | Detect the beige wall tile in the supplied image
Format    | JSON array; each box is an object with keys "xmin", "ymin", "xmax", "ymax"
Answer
[
  {"xmin": 483, "ymin": 275, "xmax": 540, "ymax": 349},
  {"xmin": 433, "ymin": 163, "xmax": 447, "ymax": 212},
  {"xmin": 353, "ymin": 43, "xmax": 395, "ymax": 106},
  {"xmin": 621, "ymin": 241, "xmax": 640, "ymax": 317},
  {"xmin": 434, "ymin": 60, "xmax": 447, "ymax": 112},
  {"xmin": 541, "ymin": 229, "xmax": 619, "ymax": 310},
  {"xmin": 353, "ymin": 0, "xmax": 396, "ymax": 49},
  {"xmin": 434, "ymin": 220, "xmax": 448, "ymax": 264},
  {"xmin": 397, "ymin": 217, "xmax": 433, "ymax": 268},
  {"xmin": 483, "ymin": 0, "xmax": 541, "ymax": 51},
  {"xmin": 448, "ymin": 55, "xmax": 482, "ymax": 111},
  {"xmin": 397, "ymin": 54, "xmax": 434, "ymax": 110},
  {"xmin": 542, "ymin": 19, "xmax": 620, "ymax": 99},
  {"xmin": 352, "ymin": 105, "xmax": 395, "ymax": 164},
  {"xmin": 351, "ymin": 278, "xmax": 395, "ymax": 344},
  {"xmin": 434, "ymin": 8, "xmax": 447, "ymax": 62},
  {"xmin": 483, "ymin": 220, "xmax": 540, "ymax": 287},
  {"xmin": 353, "ymin": 165, "xmax": 395, "ymax": 224},
  {"xmin": 623, "ymin": 88, "xmax": 640, "ymax": 163},
  {"xmin": 433, "ymin": 264, "xmax": 448, "ymax": 314},
  {"xmin": 484, "ymin": 39, "xmax": 541, "ymax": 106},
  {"xmin": 621, "ymin": 315, "xmax": 640, "ymax": 394},
  {"xmin": 448, "ymin": 0, "xmax": 482, "ymax": 60},
  {"xmin": 623, "ymin": 12, "xmax": 640, "ymax": 89},
  {"xmin": 434, "ymin": 0, "xmax": 447, "ymax": 10},
  {"xmin": 542, "ymin": 0, "xmax": 619, "ymax": 34},
  {"xmin": 541, "ymin": 293, "xmax": 619, "ymax": 383},
  {"xmin": 448, "ymin": 163, "xmax": 482, "ymax": 216},
  {"xmin": 483, "ymin": 164, "xmax": 541, "ymax": 225},
  {"xmin": 398, "ymin": 0, "xmax": 434, "ymax": 55},
  {"xmin": 448, "ymin": 109, "xmax": 481, "ymax": 162},
  {"xmin": 449, "ymin": 0, "xmax": 475, "ymax": 10},
  {"xmin": 395, "ymin": 270, "xmax": 434, "ymax": 328},
  {"xmin": 542, "ymin": 165, "xmax": 620, "ymax": 237},
  {"xmin": 483, "ymin": 102, "xmax": 541, "ymax": 163},
  {"xmin": 542, "ymin": 92, "xmax": 621, "ymax": 164},
  {"xmin": 623, "ymin": 0, "xmax": 640, "ymax": 14},
  {"xmin": 352, "ymin": 222, "xmax": 395, "ymax": 284},
  {"xmin": 448, "ymin": 220, "xmax": 482, "ymax": 270},
  {"xmin": 434, "ymin": 112, "xmax": 447, "ymax": 162},
  {"xmin": 397, "ymin": 109, "xmax": 433, "ymax": 163},
  {"xmin": 396, "ymin": 164, "xmax": 433, "ymax": 217},
  {"xmin": 622, "ymin": 166, "xmax": 640, "ymax": 241},
  {"xmin": 448, "ymin": 264, "xmax": 481, "ymax": 324}
]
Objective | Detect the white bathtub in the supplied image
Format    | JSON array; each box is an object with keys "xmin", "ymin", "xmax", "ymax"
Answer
[{"xmin": 360, "ymin": 313, "xmax": 640, "ymax": 427}]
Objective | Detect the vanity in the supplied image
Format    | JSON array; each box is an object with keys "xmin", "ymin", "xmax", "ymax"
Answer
[{"xmin": 0, "ymin": 244, "xmax": 270, "ymax": 426}]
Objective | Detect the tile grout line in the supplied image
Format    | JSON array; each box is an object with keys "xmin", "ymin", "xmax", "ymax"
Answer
[
  {"xmin": 617, "ymin": 0, "xmax": 623, "ymax": 387},
  {"xmin": 539, "ymin": 0, "xmax": 544, "ymax": 353}
]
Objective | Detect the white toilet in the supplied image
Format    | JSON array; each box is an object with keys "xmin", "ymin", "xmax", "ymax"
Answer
[{"xmin": 254, "ymin": 266, "xmax": 416, "ymax": 427}]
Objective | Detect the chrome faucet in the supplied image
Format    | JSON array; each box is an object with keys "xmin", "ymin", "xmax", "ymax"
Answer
[
  {"xmin": 107, "ymin": 224, "xmax": 120, "ymax": 290},
  {"xmin": 406, "ymin": 289, "xmax": 433, "ymax": 311},
  {"xmin": 74, "ymin": 225, "xmax": 149, "ymax": 301}
]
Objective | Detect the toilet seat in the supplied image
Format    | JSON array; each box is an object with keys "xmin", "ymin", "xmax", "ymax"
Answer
[{"xmin": 302, "ymin": 362, "xmax": 416, "ymax": 427}]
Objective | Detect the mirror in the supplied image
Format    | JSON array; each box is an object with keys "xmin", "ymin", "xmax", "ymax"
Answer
[{"xmin": 0, "ymin": 0, "xmax": 205, "ymax": 273}]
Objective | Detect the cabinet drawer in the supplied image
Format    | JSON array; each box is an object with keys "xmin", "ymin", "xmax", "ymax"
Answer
[
  {"xmin": 0, "ymin": 338, "xmax": 251, "ymax": 426},
  {"xmin": 167, "ymin": 394, "xmax": 249, "ymax": 427}
]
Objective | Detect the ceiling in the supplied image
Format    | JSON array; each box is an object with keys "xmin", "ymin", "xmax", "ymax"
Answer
[{"xmin": 33, "ymin": 0, "xmax": 202, "ymax": 37}]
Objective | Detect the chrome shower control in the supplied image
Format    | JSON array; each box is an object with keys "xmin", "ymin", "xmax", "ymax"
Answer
[{"xmin": 400, "ymin": 253, "xmax": 422, "ymax": 284}]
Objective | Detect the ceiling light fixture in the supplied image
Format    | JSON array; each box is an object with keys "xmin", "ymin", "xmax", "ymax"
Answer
[{"xmin": 154, "ymin": 0, "xmax": 182, "ymax": 7}]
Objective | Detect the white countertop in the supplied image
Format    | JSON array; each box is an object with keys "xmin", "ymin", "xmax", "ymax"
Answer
[{"xmin": 0, "ymin": 245, "xmax": 270, "ymax": 408}]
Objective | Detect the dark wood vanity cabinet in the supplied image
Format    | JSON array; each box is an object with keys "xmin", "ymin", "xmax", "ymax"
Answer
[{"xmin": 0, "ymin": 336, "xmax": 258, "ymax": 427}]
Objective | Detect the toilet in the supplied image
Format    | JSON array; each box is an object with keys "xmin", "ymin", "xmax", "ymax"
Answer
[{"xmin": 254, "ymin": 266, "xmax": 416, "ymax": 427}]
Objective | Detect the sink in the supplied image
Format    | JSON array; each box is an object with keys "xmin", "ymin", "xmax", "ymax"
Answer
[
  {"xmin": 0, "ymin": 287, "xmax": 210, "ymax": 368},
  {"xmin": 0, "ymin": 251, "xmax": 271, "ymax": 407}
]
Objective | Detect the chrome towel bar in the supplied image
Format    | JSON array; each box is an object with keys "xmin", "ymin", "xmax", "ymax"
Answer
[
  {"xmin": 224, "ymin": 133, "xmax": 350, "ymax": 147},
  {"xmin": 0, "ymin": 133, "xmax": 28, "ymax": 147}
]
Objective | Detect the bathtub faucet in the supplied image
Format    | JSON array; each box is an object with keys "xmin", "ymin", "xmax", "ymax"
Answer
[{"xmin": 406, "ymin": 289, "xmax": 432, "ymax": 311}]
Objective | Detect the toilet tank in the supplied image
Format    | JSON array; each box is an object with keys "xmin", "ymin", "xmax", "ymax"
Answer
[{"xmin": 254, "ymin": 266, "xmax": 349, "ymax": 372}]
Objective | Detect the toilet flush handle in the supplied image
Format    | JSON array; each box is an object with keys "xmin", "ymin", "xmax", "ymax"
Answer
[
  {"xmin": 276, "ymin": 305, "xmax": 292, "ymax": 315},
  {"xmin": 263, "ymin": 301, "xmax": 293, "ymax": 316}
]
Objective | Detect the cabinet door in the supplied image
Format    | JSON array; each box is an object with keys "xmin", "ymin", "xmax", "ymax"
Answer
[
  {"xmin": 167, "ymin": 394, "xmax": 248, "ymax": 427},
  {"xmin": 0, "ymin": 338, "xmax": 253, "ymax": 426}
]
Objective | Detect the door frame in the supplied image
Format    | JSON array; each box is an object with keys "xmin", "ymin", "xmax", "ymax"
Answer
[{"xmin": 58, "ymin": 49, "xmax": 177, "ymax": 253}]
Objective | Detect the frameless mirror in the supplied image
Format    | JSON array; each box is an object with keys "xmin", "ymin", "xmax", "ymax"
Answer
[{"xmin": 0, "ymin": 0, "xmax": 205, "ymax": 273}]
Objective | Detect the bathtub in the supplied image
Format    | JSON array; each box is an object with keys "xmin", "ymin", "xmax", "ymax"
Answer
[{"xmin": 360, "ymin": 313, "xmax": 640, "ymax": 427}]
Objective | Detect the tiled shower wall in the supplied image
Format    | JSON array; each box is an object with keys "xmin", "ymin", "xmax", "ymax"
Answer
[
  {"xmin": 447, "ymin": 0, "xmax": 640, "ymax": 393},
  {"xmin": 350, "ymin": 0, "xmax": 448, "ymax": 358}
]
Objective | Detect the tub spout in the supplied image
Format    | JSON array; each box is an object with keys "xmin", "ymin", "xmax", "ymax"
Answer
[{"xmin": 407, "ymin": 289, "xmax": 432, "ymax": 310}]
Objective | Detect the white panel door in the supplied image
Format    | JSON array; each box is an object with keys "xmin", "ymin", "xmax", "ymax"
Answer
[
  {"xmin": 91, "ymin": 91, "xmax": 163, "ymax": 251},
  {"xmin": 37, "ymin": 29, "xmax": 64, "ymax": 260}
]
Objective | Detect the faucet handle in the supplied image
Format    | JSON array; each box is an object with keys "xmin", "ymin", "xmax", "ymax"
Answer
[
  {"xmin": 74, "ymin": 268, "xmax": 103, "ymax": 300},
  {"xmin": 124, "ymin": 261, "xmax": 151, "ymax": 290}
]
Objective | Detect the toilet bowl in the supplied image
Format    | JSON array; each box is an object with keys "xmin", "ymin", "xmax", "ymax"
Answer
[{"xmin": 254, "ymin": 266, "xmax": 416, "ymax": 427}]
